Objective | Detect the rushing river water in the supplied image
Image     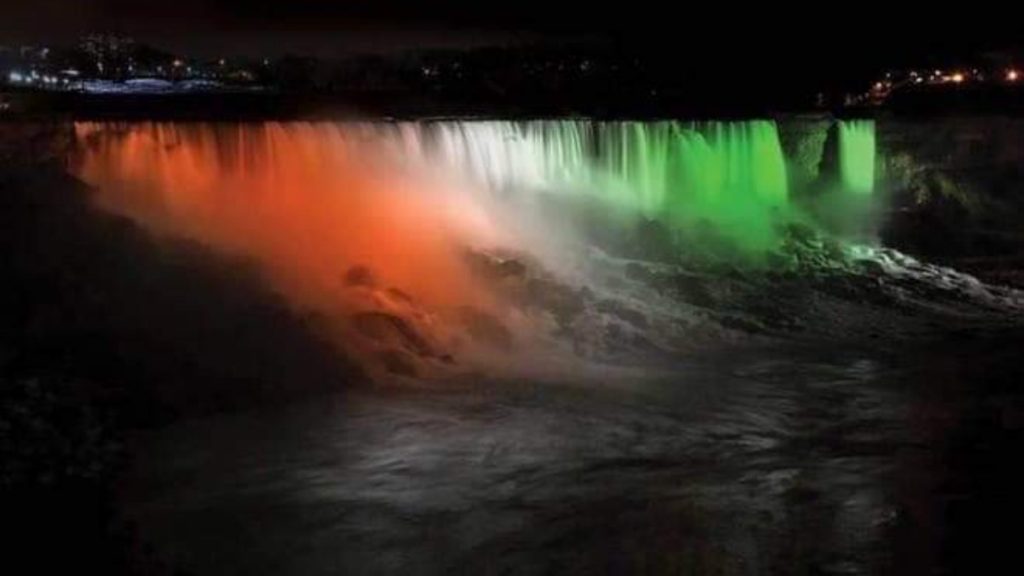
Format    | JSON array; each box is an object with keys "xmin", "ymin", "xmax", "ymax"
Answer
[{"xmin": 119, "ymin": 333, "xmax": 1023, "ymax": 576}]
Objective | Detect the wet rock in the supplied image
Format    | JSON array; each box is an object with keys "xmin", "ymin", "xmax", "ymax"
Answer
[
  {"xmin": 671, "ymin": 273, "xmax": 716, "ymax": 308},
  {"xmin": 344, "ymin": 265, "xmax": 376, "ymax": 288},
  {"xmin": 718, "ymin": 315, "xmax": 765, "ymax": 334},
  {"xmin": 595, "ymin": 299, "xmax": 649, "ymax": 329},
  {"xmin": 624, "ymin": 262, "xmax": 655, "ymax": 284},
  {"xmin": 495, "ymin": 258, "xmax": 527, "ymax": 278},
  {"xmin": 599, "ymin": 321, "xmax": 660, "ymax": 353},
  {"xmin": 464, "ymin": 250, "xmax": 528, "ymax": 282},
  {"xmin": 457, "ymin": 307, "xmax": 514, "ymax": 350},
  {"xmin": 746, "ymin": 302, "xmax": 803, "ymax": 331},
  {"xmin": 823, "ymin": 237, "xmax": 846, "ymax": 262},
  {"xmin": 858, "ymin": 259, "xmax": 887, "ymax": 278},
  {"xmin": 377, "ymin": 349, "xmax": 418, "ymax": 377},
  {"xmin": 525, "ymin": 278, "xmax": 587, "ymax": 326},
  {"xmin": 630, "ymin": 218, "xmax": 678, "ymax": 263},
  {"xmin": 352, "ymin": 311, "xmax": 435, "ymax": 358},
  {"xmin": 785, "ymin": 222, "xmax": 820, "ymax": 248},
  {"xmin": 385, "ymin": 287, "xmax": 414, "ymax": 304}
]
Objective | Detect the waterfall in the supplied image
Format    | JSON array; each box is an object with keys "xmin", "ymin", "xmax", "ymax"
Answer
[
  {"xmin": 72, "ymin": 119, "xmax": 798, "ymax": 255},
  {"xmin": 67, "ymin": 119, "xmax": 869, "ymax": 374},
  {"xmin": 837, "ymin": 119, "xmax": 876, "ymax": 195},
  {"xmin": 404, "ymin": 119, "xmax": 789, "ymax": 210},
  {"xmin": 387, "ymin": 119, "xmax": 791, "ymax": 249}
]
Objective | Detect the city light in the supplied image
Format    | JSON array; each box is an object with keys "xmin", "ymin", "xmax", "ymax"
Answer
[{"xmin": 3, "ymin": 31, "xmax": 1018, "ymax": 104}]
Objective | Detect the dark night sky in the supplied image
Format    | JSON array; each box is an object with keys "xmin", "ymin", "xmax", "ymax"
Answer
[{"xmin": 1, "ymin": 1, "xmax": 1021, "ymax": 67}]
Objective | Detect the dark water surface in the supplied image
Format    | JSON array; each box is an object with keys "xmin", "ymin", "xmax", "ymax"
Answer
[{"xmin": 119, "ymin": 333, "xmax": 1024, "ymax": 575}]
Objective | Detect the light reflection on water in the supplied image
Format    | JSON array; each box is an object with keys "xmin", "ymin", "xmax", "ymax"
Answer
[{"xmin": 120, "ymin": 350, "xmax": 959, "ymax": 575}]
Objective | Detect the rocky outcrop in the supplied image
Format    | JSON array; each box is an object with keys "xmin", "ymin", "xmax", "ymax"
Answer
[
  {"xmin": 0, "ymin": 165, "xmax": 360, "ymax": 424},
  {"xmin": 875, "ymin": 117, "xmax": 1024, "ymax": 281},
  {"xmin": 0, "ymin": 120, "xmax": 72, "ymax": 166},
  {"xmin": 776, "ymin": 115, "xmax": 832, "ymax": 196}
]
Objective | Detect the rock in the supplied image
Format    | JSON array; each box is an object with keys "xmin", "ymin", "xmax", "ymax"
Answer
[
  {"xmin": 344, "ymin": 265, "xmax": 376, "ymax": 288},
  {"xmin": 457, "ymin": 307, "xmax": 514, "ymax": 350},
  {"xmin": 351, "ymin": 311, "xmax": 435, "ymax": 358},
  {"xmin": 385, "ymin": 287, "xmax": 414, "ymax": 304},
  {"xmin": 464, "ymin": 249, "xmax": 528, "ymax": 281},
  {"xmin": 624, "ymin": 262, "xmax": 655, "ymax": 284},
  {"xmin": 671, "ymin": 273, "xmax": 716, "ymax": 308},
  {"xmin": 377, "ymin": 349, "xmax": 418, "ymax": 377},
  {"xmin": 630, "ymin": 218, "xmax": 678, "ymax": 263},
  {"xmin": 525, "ymin": 278, "xmax": 586, "ymax": 326},
  {"xmin": 595, "ymin": 299, "xmax": 649, "ymax": 329}
]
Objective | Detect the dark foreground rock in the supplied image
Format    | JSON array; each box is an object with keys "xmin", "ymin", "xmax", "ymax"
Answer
[{"xmin": 1, "ymin": 163, "xmax": 360, "ymax": 573}]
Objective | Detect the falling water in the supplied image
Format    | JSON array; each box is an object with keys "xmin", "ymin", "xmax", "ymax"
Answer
[
  {"xmin": 74, "ymin": 119, "xmax": 795, "ymax": 251},
  {"xmin": 69, "ymin": 120, "xmax": 809, "ymax": 375},
  {"xmin": 394, "ymin": 119, "xmax": 792, "ymax": 250},
  {"xmin": 837, "ymin": 119, "xmax": 876, "ymax": 195}
]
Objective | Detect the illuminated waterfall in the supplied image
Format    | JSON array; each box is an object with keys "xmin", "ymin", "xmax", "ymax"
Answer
[
  {"xmin": 409, "ymin": 120, "xmax": 789, "ymax": 207},
  {"xmin": 72, "ymin": 119, "xmax": 796, "ymax": 261},
  {"xmin": 67, "ymin": 120, "xmax": 823, "ymax": 374},
  {"xmin": 837, "ymin": 119, "xmax": 876, "ymax": 195},
  {"xmin": 387, "ymin": 120, "xmax": 791, "ymax": 249}
]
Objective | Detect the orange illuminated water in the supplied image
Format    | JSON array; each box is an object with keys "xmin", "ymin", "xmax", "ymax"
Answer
[{"xmin": 72, "ymin": 122, "xmax": 511, "ymax": 378}]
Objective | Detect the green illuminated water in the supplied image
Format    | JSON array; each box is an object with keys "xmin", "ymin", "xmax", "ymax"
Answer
[
  {"xmin": 421, "ymin": 120, "xmax": 793, "ymax": 252},
  {"xmin": 837, "ymin": 119, "xmax": 876, "ymax": 195}
]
